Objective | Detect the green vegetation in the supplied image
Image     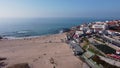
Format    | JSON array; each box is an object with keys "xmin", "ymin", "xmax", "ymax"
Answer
[
  {"xmin": 82, "ymin": 37, "xmax": 89, "ymax": 43},
  {"xmin": 88, "ymin": 46, "xmax": 104, "ymax": 56},
  {"xmin": 82, "ymin": 37, "xmax": 90, "ymax": 50},
  {"xmin": 94, "ymin": 43, "xmax": 115, "ymax": 54},
  {"xmin": 83, "ymin": 44, "xmax": 88, "ymax": 50},
  {"xmin": 88, "ymin": 46, "xmax": 97, "ymax": 53},
  {"xmin": 82, "ymin": 37, "xmax": 104, "ymax": 56}
]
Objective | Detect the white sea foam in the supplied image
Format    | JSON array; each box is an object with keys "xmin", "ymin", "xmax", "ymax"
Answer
[{"xmin": 17, "ymin": 30, "xmax": 28, "ymax": 34}]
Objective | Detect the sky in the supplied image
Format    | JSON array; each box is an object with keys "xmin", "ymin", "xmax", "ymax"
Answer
[{"xmin": 0, "ymin": 0, "xmax": 120, "ymax": 18}]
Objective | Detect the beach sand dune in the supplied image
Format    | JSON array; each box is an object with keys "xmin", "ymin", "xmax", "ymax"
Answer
[{"xmin": 0, "ymin": 33, "xmax": 89, "ymax": 68}]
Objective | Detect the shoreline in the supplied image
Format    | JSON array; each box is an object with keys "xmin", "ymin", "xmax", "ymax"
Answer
[{"xmin": 1, "ymin": 33, "xmax": 64, "ymax": 40}]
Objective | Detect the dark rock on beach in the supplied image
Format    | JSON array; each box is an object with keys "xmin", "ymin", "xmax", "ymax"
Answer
[
  {"xmin": 0, "ymin": 57, "xmax": 7, "ymax": 68},
  {"xmin": 0, "ymin": 36, "xmax": 3, "ymax": 40},
  {"xmin": 0, "ymin": 62, "xmax": 7, "ymax": 67},
  {"xmin": 7, "ymin": 63, "xmax": 30, "ymax": 68},
  {"xmin": 0, "ymin": 57, "xmax": 7, "ymax": 61}
]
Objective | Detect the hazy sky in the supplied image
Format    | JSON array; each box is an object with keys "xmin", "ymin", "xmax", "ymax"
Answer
[{"xmin": 0, "ymin": 0, "xmax": 120, "ymax": 18}]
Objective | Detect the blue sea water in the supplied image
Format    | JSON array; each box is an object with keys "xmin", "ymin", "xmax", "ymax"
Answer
[{"xmin": 0, "ymin": 18, "xmax": 117, "ymax": 38}]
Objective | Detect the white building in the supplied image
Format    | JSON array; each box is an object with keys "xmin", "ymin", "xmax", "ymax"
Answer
[
  {"xmin": 92, "ymin": 22, "xmax": 107, "ymax": 33},
  {"xmin": 75, "ymin": 30, "xmax": 84, "ymax": 35},
  {"xmin": 107, "ymin": 30, "xmax": 115, "ymax": 35}
]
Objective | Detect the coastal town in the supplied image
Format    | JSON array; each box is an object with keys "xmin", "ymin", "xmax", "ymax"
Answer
[
  {"xmin": 66, "ymin": 20, "xmax": 120, "ymax": 68},
  {"xmin": 0, "ymin": 0, "xmax": 120, "ymax": 68},
  {"xmin": 0, "ymin": 20, "xmax": 120, "ymax": 68}
]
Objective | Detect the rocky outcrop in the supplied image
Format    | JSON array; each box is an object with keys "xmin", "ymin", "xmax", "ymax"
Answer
[
  {"xmin": 0, "ymin": 57, "xmax": 7, "ymax": 68},
  {"xmin": 0, "ymin": 36, "xmax": 3, "ymax": 40},
  {"xmin": 7, "ymin": 63, "xmax": 30, "ymax": 68}
]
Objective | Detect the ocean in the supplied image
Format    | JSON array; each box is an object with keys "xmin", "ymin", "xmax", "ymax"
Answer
[{"xmin": 0, "ymin": 18, "xmax": 117, "ymax": 38}]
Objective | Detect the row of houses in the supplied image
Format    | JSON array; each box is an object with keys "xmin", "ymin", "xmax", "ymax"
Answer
[
  {"xmin": 72, "ymin": 20, "xmax": 120, "ymax": 39},
  {"xmin": 68, "ymin": 20, "xmax": 120, "ymax": 63}
]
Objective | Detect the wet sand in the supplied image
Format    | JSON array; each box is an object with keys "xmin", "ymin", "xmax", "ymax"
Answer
[{"xmin": 0, "ymin": 33, "xmax": 89, "ymax": 68}]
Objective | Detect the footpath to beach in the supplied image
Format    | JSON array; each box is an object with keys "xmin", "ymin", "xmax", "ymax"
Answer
[{"xmin": 0, "ymin": 33, "xmax": 89, "ymax": 68}]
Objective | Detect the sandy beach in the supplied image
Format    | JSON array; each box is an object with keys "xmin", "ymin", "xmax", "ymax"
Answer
[{"xmin": 0, "ymin": 33, "xmax": 89, "ymax": 68}]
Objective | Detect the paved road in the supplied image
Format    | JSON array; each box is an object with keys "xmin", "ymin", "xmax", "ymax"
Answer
[{"xmin": 101, "ymin": 35, "xmax": 120, "ymax": 47}]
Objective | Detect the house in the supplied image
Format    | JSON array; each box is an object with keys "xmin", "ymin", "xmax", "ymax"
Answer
[
  {"xmin": 92, "ymin": 22, "xmax": 107, "ymax": 33},
  {"xmin": 107, "ymin": 21, "xmax": 119, "ymax": 27},
  {"xmin": 75, "ymin": 30, "xmax": 84, "ymax": 35},
  {"xmin": 74, "ymin": 30, "xmax": 84, "ymax": 38},
  {"xmin": 107, "ymin": 29, "xmax": 120, "ymax": 36},
  {"xmin": 107, "ymin": 30, "xmax": 116, "ymax": 36},
  {"xmin": 79, "ymin": 24, "xmax": 88, "ymax": 30},
  {"xmin": 86, "ymin": 29, "xmax": 91, "ymax": 33},
  {"xmin": 116, "ymin": 50, "xmax": 120, "ymax": 55}
]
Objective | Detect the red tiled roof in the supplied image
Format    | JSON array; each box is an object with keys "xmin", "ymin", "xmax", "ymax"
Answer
[
  {"xmin": 94, "ymin": 28, "xmax": 103, "ymax": 30},
  {"xmin": 108, "ymin": 30, "xmax": 116, "ymax": 32},
  {"xmin": 116, "ymin": 50, "xmax": 120, "ymax": 52},
  {"xmin": 107, "ymin": 54, "xmax": 120, "ymax": 59},
  {"xmin": 107, "ymin": 22, "xmax": 117, "ymax": 25}
]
